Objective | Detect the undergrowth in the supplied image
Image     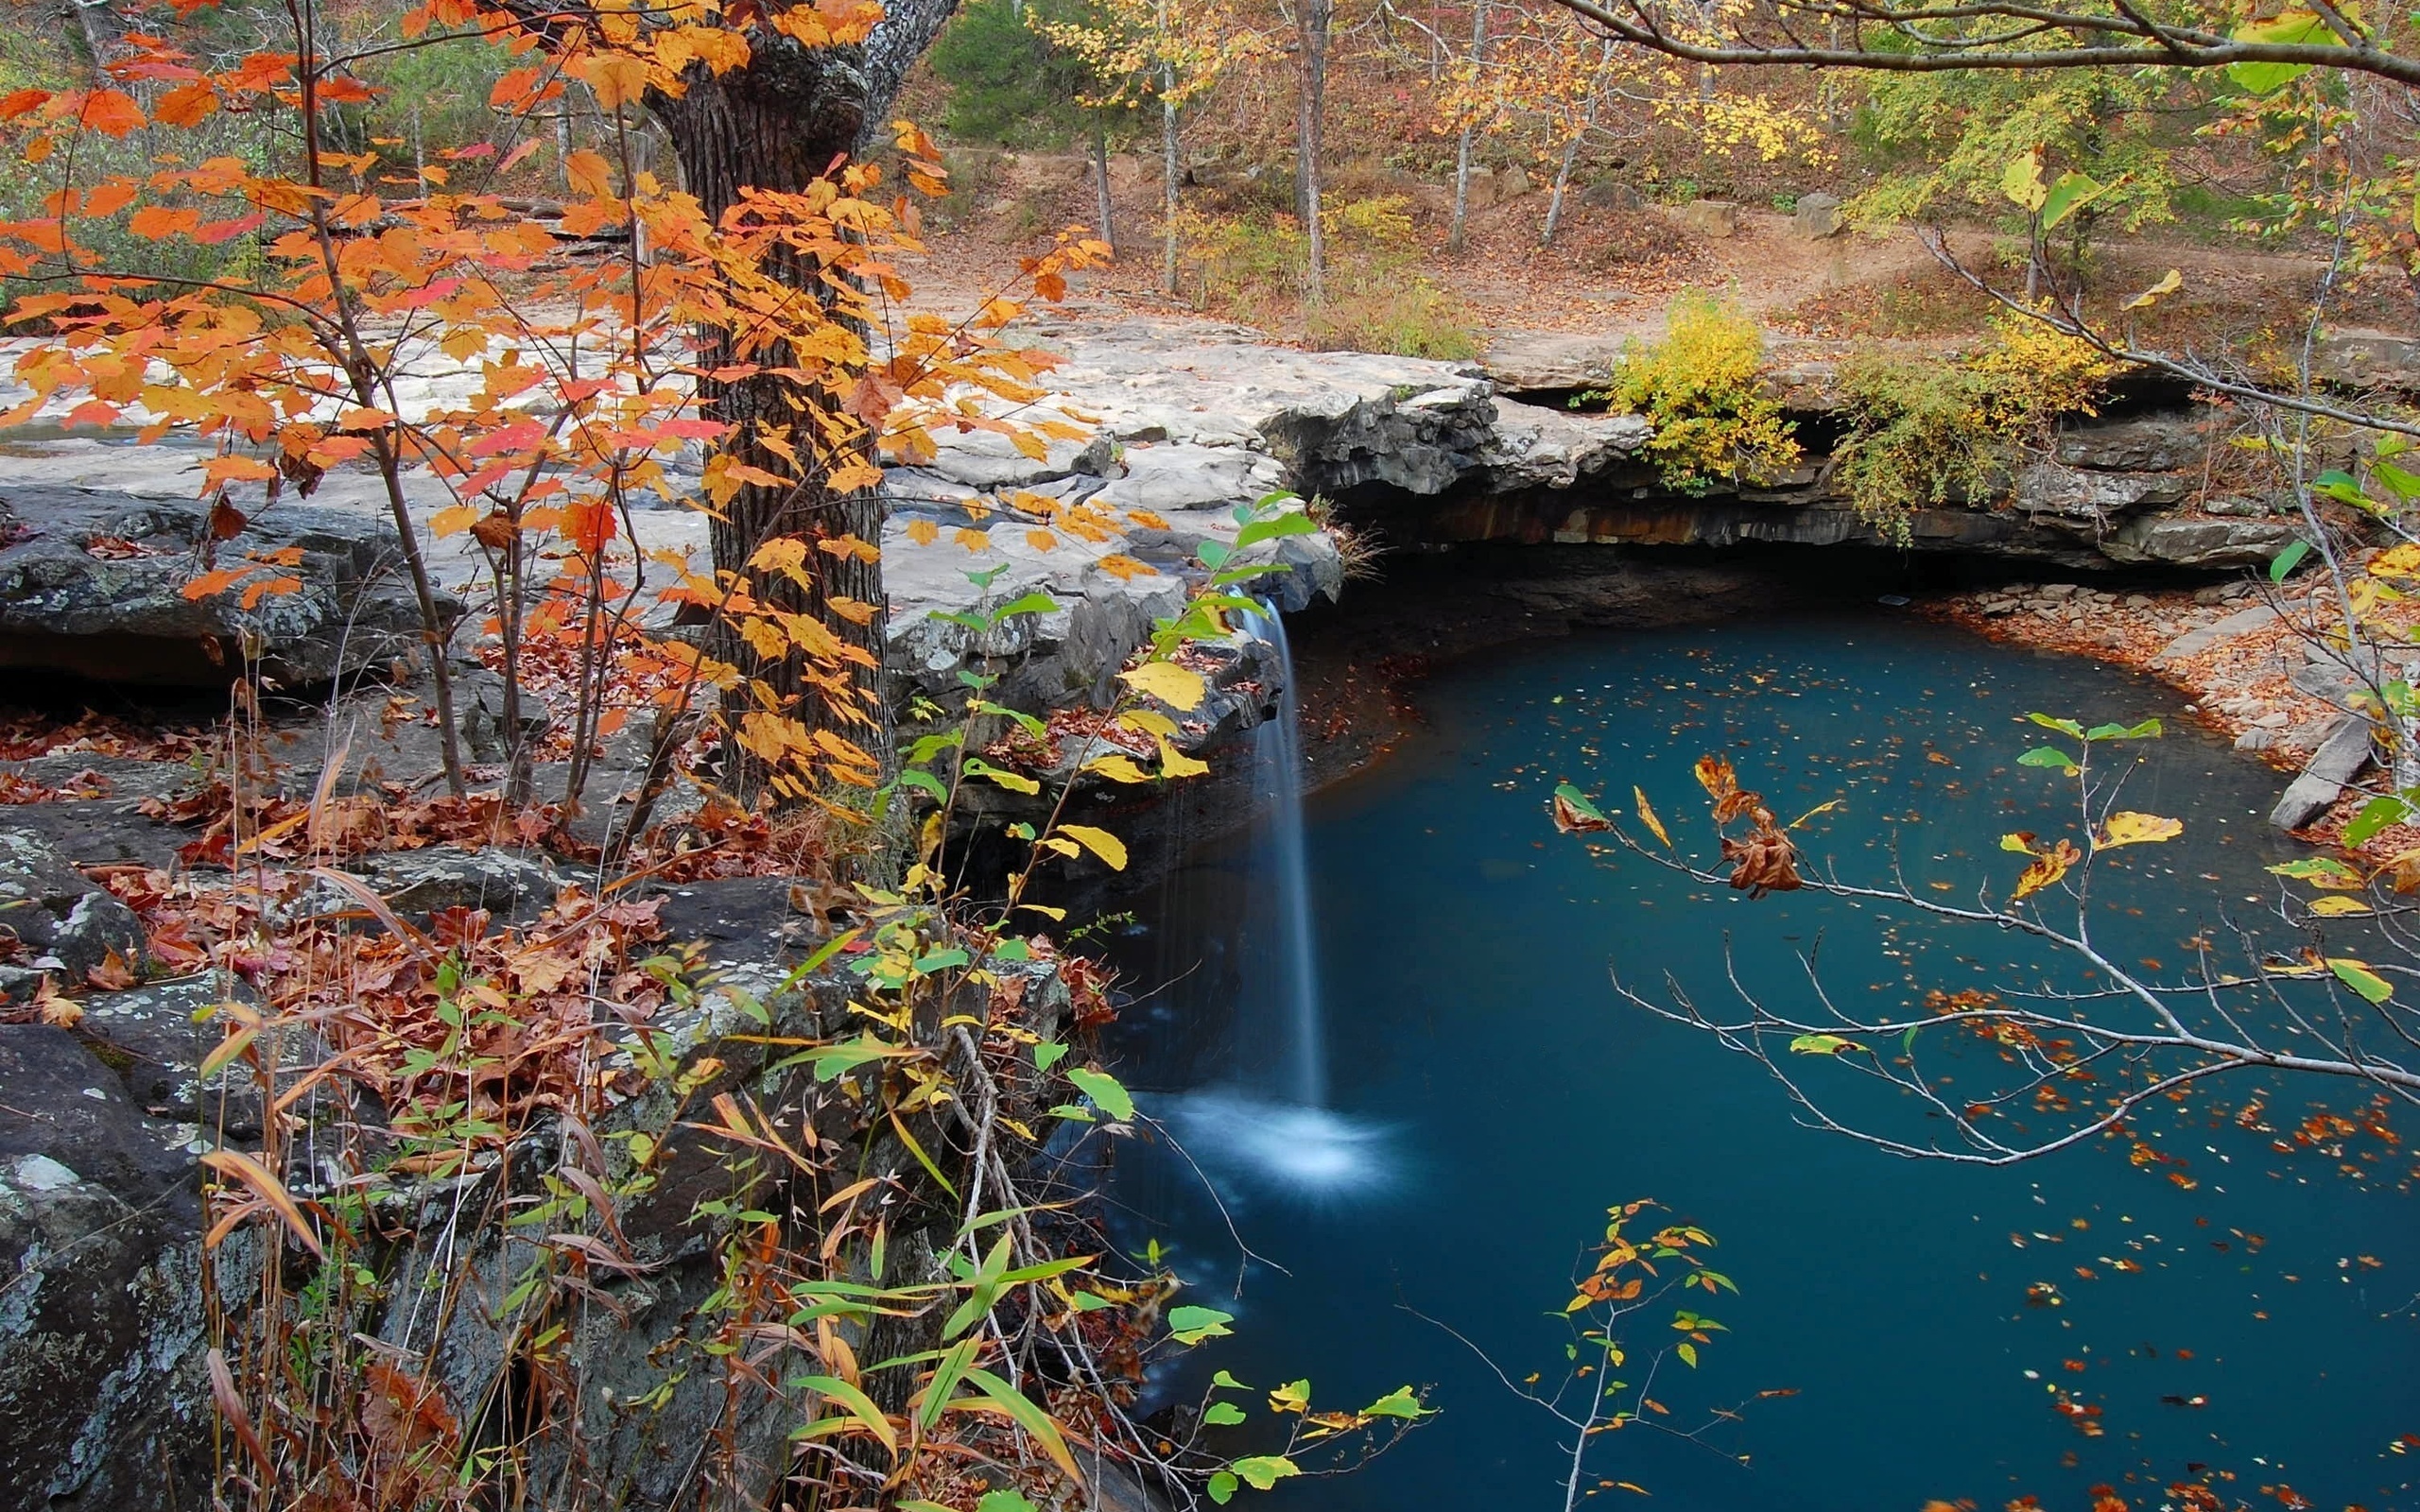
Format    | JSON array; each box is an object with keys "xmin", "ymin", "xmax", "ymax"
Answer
[
  {"xmin": 1834, "ymin": 313, "xmax": 2118, "ymax": 541},
  {"xmin": 1182, "ymin": 196, "xmax": 1478, "ymax": 359},
  {"xmin": 1593, "ymin": 290, "xmax": 1800, "ymax": 493}
]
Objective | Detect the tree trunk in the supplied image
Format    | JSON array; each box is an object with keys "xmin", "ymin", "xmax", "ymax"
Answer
[
  {"xmin": 1447, "ymin": 0, "xmax": 1486, "ymax": 255},
  {"xmin": 1542, "ymin": 36, "xmax": 1611, "ymax": 249},
  {"xmin": 68, "ymin": 0, "xmax": 127, "ymax": 74},
  {"xmin": 1298, "ymin": 0, "xmax": 1331, "ymax": 308},
  {"xmin": 1161, "ymin": 61, "xmax": 1182, "ymax": 295},
  {"xmin": 1542, "ymin": 132, "xmax": 1581, "ymax": 247},
  {"xmin": 645, "ymin": 4, "xmax": 960, "ymax": 798},
  {"xmin": 1092, "ymin": 113, "xmax": 1116, "ymax": 257}
]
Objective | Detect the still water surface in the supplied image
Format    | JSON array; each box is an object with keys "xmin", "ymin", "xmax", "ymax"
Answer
[{"xmin": 1104, "ymin": 613, "xmax": 2419, "ymax": 1512}]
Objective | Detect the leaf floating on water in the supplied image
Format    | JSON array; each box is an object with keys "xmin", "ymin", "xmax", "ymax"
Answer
[
  {"xmin": 1789, "ymin": 1033, "xmax": 1866, "ymax": 1057},
  {"xmin": 2095, "ymin": 811, "xmax": 2183, "ymax": 850},
  {"xmin": 1553, "ymin": 783, "xmax": 1615, "ymax": 833},
  {"xmin": 1634, "ymin": 787, "xmax": 1671, "ymax": 848}
]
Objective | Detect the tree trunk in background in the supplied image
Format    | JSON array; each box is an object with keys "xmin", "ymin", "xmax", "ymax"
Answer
[
  {"xmin": 1541, "ymin": 35, "xmax": 1611, "ymax": 248},
  {"xmin": 68, "ymin": 0, "xmax": 127, "ymax": 74},
  {"xmin": 646, "ymin": 1, "xmax": 960, "ymax": 795},
  {"xmin": 1162, "ymin": 60, "xmax": 1182, "ymax": 294},
  {"xmin": 1298, "ymin": 0, "xmax": 1331, "ymax": 308},
  {"xmin": 1447, "ymin": 0, "xmax": 1486, "ymax": 255},
  {"xmin": 1092, "ymin": 113, "xmax": 1116, "ymax": 256}
]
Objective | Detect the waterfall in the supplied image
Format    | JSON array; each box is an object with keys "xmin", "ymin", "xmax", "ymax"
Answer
[
  {"xmin": 1244, "ymin": 602, "xmax": 1327, "ymax": 1108},
  {"xmin": 1153, "ymin": 603, "xmax": 1384, "ymax": 1201}
]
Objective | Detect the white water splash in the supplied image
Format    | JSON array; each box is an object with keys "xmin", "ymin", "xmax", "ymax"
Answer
[{"xmin": 1167, "ymin": 1090, "xmax": 1395, "ymax": 1200}]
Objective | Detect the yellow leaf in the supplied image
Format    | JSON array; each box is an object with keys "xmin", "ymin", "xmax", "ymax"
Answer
[
  {"xmin": 1026, "ymin": 529, "xmax": 1057, "ymax": 552},
  {"xmin": 2013, "ymin": 838, "xmax": 2083, "ymax": 901},
  {"xmin": 1056, "ymin": 825, "xmax": 1129, "ymax": 871},
  {"xmin": 954, "ymin": 526, "xmax": 992, "ymax": 552},
  {"xmin": 1634, "ymin": 787, "xmax": 1670, "ymax": 848},
  {"xmin": 2095, "ymin": 812, "xmax": 2183, "ymax": 850},
  {"xmin": 1156, "ymin": 736, "xmax": 1209, "ymax": 780},
  {"xmin": 1082, "ymin": 753, "xmax": 1152, "ymax": 783},
  {"xmin": 2123, "ymin": 268, "xmax": 2184, "ymax": 311},
  {"xmin": 1119, "ymin": 661, "xmax": 1206, "ymax": 711},
  {"xmin": 2308, "ymin": 894, "xmax": 2374, "ymax": 917},
  {"xmin": 905, "ymin": 520, "xmax": 939, "ymax": 546},
  {"xmin": 429, "ymin": 505, "xmax": 476, "ymax": 538},
  {"xmin": 1117, "ymin": 709, "xmax": 1179, "ymax": 740}
]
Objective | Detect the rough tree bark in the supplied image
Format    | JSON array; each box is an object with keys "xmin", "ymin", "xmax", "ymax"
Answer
[
  {"xmin": 644, "ymin": 4, "xmax": 961, "ymax": 795},
  {"xmin": 1161, "ymin": 55, "xmax": 1182, "ymax": 293}
]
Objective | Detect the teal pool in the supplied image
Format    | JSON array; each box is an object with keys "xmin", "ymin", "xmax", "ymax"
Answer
[{"xmin": 1105, "ymin": 612, "xmax": 2419, "ymax": 1511}]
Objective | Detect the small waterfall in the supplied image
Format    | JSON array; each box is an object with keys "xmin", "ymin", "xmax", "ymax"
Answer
[{"xmin": 1244, "ymin": 602, "xmax": 1327, "ymax": 1108}]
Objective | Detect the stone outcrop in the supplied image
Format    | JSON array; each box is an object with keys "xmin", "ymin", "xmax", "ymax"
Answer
[
  {"xmin": 0, "ymin": 829, "xmax": 148, "ymax": 997},
  {"xmin": 0, "ymin": 485, "xmax": 460, "ymax": 688}
]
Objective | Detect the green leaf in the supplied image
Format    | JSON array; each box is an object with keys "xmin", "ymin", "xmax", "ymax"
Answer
[
  {"xmin": 2083, "ymin": 719, "xmax": 2162, "ymax": 741},
  {"xmin": 1066, "ymin": 1067, "xmax": 1136, "ymax": 1122},
  {"xmin": 959, "ymin": 1366, "xmax": 1080, "ymax": 1481},
  {"xmin": 973, "ymin": 699, "xmax": 1048, "ymax": 736},
  {"xmin": 896, "ymin": 768, "xmax": 948, "ymax": 801},
  {"xmin": 1788, "ymin": 1033, "xmax": 1866, "ymax": 1056},
  {"xmin": 2271, "ymin": 538, "xmax": 2312, "ymax": 582},
  {"xmin": 2328, "ymin": 957, "xmax": 2394, "ymax": 1004},
  {"xmin": 2311, "ymin": 470, "xmax": 2371, "ymax": 507},
  {"xmin": 912, "ymin": 947, "xmax": 972, "ymax": 975},
  {"xmin": 1033, "ymin": 1040, "xmax": 1069, "ymax": 1073},
  {"xmin": 1167, "ymin": 1305, "xmax": 1236, "ymax": 1344},
  {"xmin": 2344, "ymin": 794, "xmax": 2413, "ymax": 847},
  {"xmin": 987, "ymin": 591, "xmax": 1060, "ymax": 622},
  {"xmin": 1197, "ymin": 540, "xmax": 1233, "ymax": 570},
  {"xmin": 1362, "ymin": 1385, "xmax": 1433, "ymax": 1419},
  {"xmin": 918, "ymin": 1338, "xmax": 979, "ymax": 1431},
  {"xmin": 1208, "ymin": 1471, "xmax": 1239, "ymax": 1504},
  {"xmin": 2270, "ymin": 856, "xmax": 2366, "ymax": 884},
  {"xmin": 1676, "ymin": 1341, "xmax": 1699, "ymax": 1367},
  {"xmin": 2228, "ymin": 8, "xmax": 2340, "ymax": 94},
  {"xmin": 1234, "ymin": 511, "xmax": 1320, "ymax": 550},
  {"xmin": 795, "ymin": 1374, "xmax": 898, "ymax": 1454},
  {"xmin": 1202, "ymin": 1401, "xmax": 1248, "ymax": 1425},
  {"xmin": 1553, "ymin": 782, "xmax": 1610, "ymax": 823},
  {"xmin": 977, "ymin": 1494, "xmax": 1043, "ymax": 1512},
  {"xmin": 1067, "ymin": 1291, "xmax": 1114, "ymax": 1312},
  {"xmin": 2038, "ymin": 170, "xmax": 2111, "ymax": 232},
  {"xmin": 2016, "ymin": 746, "xmax": 2081, "ymax": 772},
  {"xmin": 2026, "ymin": 713, "xmax": 2085, "ymax": 737},
  {"xmin": 993, "ymin": 937, "xmax": 1032, "ymax": 962},
  {"xmin": 1231, "ymin": 1455, "xmax": 1301, "ymax": 1491},
  {"xmin": 2374, "ymin": 460, "xmax": 2420, "ymax": 502},
  {"xmin": 1212, "ymin": 1369, "xmax": 1254, "ymax": 1390},
  {"xmin": 961, "ymin": 758, "xmax": 1041, "ymax": 795}
]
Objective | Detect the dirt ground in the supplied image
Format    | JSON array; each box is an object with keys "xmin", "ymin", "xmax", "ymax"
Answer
[{"xmin": 900, "ymin": 148, "xmax": 2419, "ymax": 353}]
